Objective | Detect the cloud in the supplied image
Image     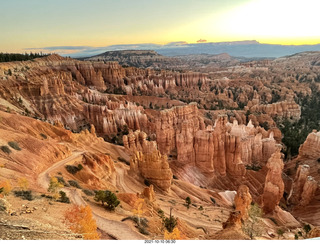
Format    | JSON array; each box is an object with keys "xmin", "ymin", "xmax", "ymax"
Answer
[
  {"xmin": 197, "ymin": 39, "xmax": 207, "ymax": 43},
  {"xmin": 165, "ymin": 41, "xmax": 188, "ymax": 46}
]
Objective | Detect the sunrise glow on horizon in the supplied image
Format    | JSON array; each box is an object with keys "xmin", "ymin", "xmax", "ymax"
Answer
[{"xmin": 1, "ymin": 0, "xmax": 320, "ymax": 54}]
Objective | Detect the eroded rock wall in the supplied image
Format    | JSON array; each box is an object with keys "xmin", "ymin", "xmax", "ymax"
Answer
[{"xmin": 155, "ymin": 104, "xmax": 277, "ymax": 177}]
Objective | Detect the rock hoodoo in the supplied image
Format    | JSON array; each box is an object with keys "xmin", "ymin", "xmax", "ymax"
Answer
[
  {"xmin": 289, "ymin": 164, "xmax": 318, "ymax": 206},
  {"xmin": 234, "ymin": 185, "xmax": 252, "ymax": 220},
  {"xmin": 297, "ymin": 131, "xmax": 320, "ymax": 159},
  {"xmin": 130, "ymin": 150, "xmax": 173, "ymax": 192},
  {"xmin": 262, "ymin": 150, "xmax": 284, "ymax": 213},
  {"xmin": 125, "ymin": 130, "xmax": 173, "ymax": 192},
  {"xmin": 155, "ymin": 104, "xmax": 277, "ymax": 177}
]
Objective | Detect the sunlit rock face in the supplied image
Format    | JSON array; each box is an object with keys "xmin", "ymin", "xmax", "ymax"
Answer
[
  {"xmin": 262, "ymin": 150, "xmax": 284, "ymax": 214},
  {"xmin": 155, "ymin": 104, "xmax": 277, "ymax": 177},
  {"xmin": 124, "ymin": 130, "xmax": 173, "ymax": 192},
  {"xmin": 298, "ymin": 131, "xmax": 320, "ymax": 160},
  {"xmin": 289, "ymin": 164, "xmax": 317, "ymax": 207},
  {"xmin": 234, "ymin": 185, "xmax": 252, "ymax": 220}
]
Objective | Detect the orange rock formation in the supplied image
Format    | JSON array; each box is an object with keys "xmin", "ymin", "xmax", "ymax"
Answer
[
  {"xmin": 289, "ymin": 165, "xmax": 317, "ymax": 206},
  {"xmin": 125, "ymin": 130, "xmax": 173, "ymax": 191},
  {"xmin": 130, "ymin": 150, "xmax": 173, "ymax": 191},
  {"xmin": 298, "ymin": 131, "xmax": 320, "ymax": 159},
  {"xmin": 234, "ymin": 185, "xmax": 252, "ymax": 220},
  {"xmin": 249, "ymin": 100, "xmax": 301, "ymax": 121},
  {"xmin": 262, "ymin": 150, "xmax": 284, "ymax": 213},
  {"xmin": 156, "ymin": 104, "xmax": 277, "ymax": 177}
]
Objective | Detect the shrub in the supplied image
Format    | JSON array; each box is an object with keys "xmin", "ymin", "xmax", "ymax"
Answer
[
  {"xmin": 0, "ymin": 199, "xmax": 6, "ymax": 211},
  {"xmin": 173, "ymin": 175, "xmax": 178, "ymax": 180},
  {"xmin": 65, "ymin": 165, "xmax": 79, "ymax": 174},
  {"xmin": 18, "ymin": 177, "xmax": 29, "ymax": 190},
  {"xmin": 242, "ymin": 203, "xmax": 263, "ymax": 239},
  {"xmin": 295, "ymin": 234, "xmax": 299, "ymax": 240},
  {"xmin": 64, "ymin": 205, "xmax": 100, "ymax": 240},
  {"xmin": 82, "ymin": 189, "xmax": 95, "ymax": 196},
  {"xmin": 168, "ymin": 199, "xmax": 176, "ymax": 205},
  {"xmin": 277, "ymin": 228, "xmax": 284, "ymax": 239},
  {"xmin": 41, "ymin": 194, "xmax": 53, "ymax": 200},
  {"xmin": 48, "ymin": 177, "xmax": 63, "ymax": 199},
  {"xmin": 77, "ymin": 164, "xmax": 83, "ymax": 170},
  {"xmin": 131, "ymin": 198, "xmax": 148, "ymax": 230},
  {"xmin": 0, "ymin": 180, "xmax": 12, "ymax": 196},
  {"xmin": 261, "ymin": 121, "xmax": 270, "ymax": 131},
  {"xmin": 122, "ymin": 216, "xmax": 149, "ymax": 227},
  {"xmin": 59, "ymin": 191, "xmax": 70, "ymax": 203},
  {"xmin": 185, "ymin": 197, "xmax": 191, "ymax": 209},
  {"xmin": 269, "ymin": 217, "xmax": 278, "ymax": 225},
  {"xmin": 0, "ymin": 146, "xmax": 11, "ymax": 154},
  {"xmin": 8, "ymin": 141, "xmax": 21, "ymax": 151},
  {"xmin": 163, "ymin": 212, "xmax": 177, "ymax": 233},
  {"xmin": 55, "ymin": 176, "xmax": 69, "ymax": 187},
  {"xmin": 40, "ymin": 133, "xmax": 48, "ymax": 139},
  {"xmin": 245, "ymin": 164, "xmax": 262, "ymax": 171},
  {"xmin": 158, "ymin": 209, "xmax": 165, "ymax": 219},
  {"xmin": 94, "ymin": 190, "xmax": 120, "ymax": 211},
  {"xmin": 68, "ymin": 180, "xmax": 82, "ymax": 189},
  {"xmin": 13, "ymin": 190, "xmax": 34, "ymax": 201},
  {"xmin": 144, "ymin": 179, "xmax": 151, "ymax": 187},
  {"xmin": 210, "ymin": 197, "xmax": 216, "ymax": 205},
  {"xmin": 164, "ymin": 227, "xmax": 181, "ymax": 240},
  {"xmin": 117, "ymin": 157, "xmax": 130, "ymax": 165},
  {"xmin": 303, "ymin": 224, "xmax": 311, "ymax": 234},
  {"xmin": 122, "ymin": 216, "xmax": 149, "ymax": 235},
  {"xmin": 138, "ymin": 225, "xmax": 150, "ymax": 235},
  {"xmin": 198, "ymin": 206, "xmax": 203, "ymax": 211}
]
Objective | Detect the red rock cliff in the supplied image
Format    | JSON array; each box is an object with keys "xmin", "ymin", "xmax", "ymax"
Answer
[
  {"xmin": 289, "ymin": 164, "xmax": 318, "ymax": 206},
  {"xmin": 249, "ymin": 100, "xmax": 301, "ymax": 121},
  {"xmin": 155, "ymin": 104, "xmax": 277, "ymax": 177},
  {"xmin": 298, "ymin": 131, "xmax": 320, "ymax": 159}
]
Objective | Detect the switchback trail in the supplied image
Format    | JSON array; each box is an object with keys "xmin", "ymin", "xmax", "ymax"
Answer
[{"xmin": 37, "ymin": 151, "xmax": 146, "ymax": 240}]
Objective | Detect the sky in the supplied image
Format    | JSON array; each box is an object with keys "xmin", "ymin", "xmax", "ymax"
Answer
[{"xmin": 1, "ymin": 0, "xmax": 320, "ymax": 55}]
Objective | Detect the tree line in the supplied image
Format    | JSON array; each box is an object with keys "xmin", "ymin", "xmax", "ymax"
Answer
[
  {"xmin": 0, "ymin": 52, "xmax": 48, "ymax": 62},
  {"xmin": 278, "ymin": 89, "xmax": 320, "ymax": 159}
]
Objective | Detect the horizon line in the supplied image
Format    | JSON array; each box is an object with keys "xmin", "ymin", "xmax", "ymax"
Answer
[{"xmin": 24, "ymin": 39, "xmax": 320, "ymax": 51}]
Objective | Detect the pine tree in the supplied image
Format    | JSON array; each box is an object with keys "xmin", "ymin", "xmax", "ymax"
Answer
[{"xmin": 94, "ymin": 190, "xmax": 120, "ymax": 211}]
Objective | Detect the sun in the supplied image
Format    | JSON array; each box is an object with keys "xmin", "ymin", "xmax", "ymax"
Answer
[{"xmin": 216, "ymin": 0, "xmax": 320, "ymax": 45}]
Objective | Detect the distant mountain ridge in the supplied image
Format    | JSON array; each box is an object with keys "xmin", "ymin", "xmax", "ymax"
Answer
[
  {"xmin": 85, "ymin": 50, "xmax": 183, "ymax": 69},
  {"xmin": 155, "ymin": 42, "xmax": 320, "ymax": 58},
  {"xmin": 84, "ymin": 50, "xmax": 241, "ymax": 70},
  {"xmin": 69, "ymin": 40, "xmax": 320, "ymax": 58}
]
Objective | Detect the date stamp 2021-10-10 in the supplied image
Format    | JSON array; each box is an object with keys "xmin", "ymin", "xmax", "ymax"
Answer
[{"xmin": 144, "ymin": 240, "xmax": 176, "ymax": 244}]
